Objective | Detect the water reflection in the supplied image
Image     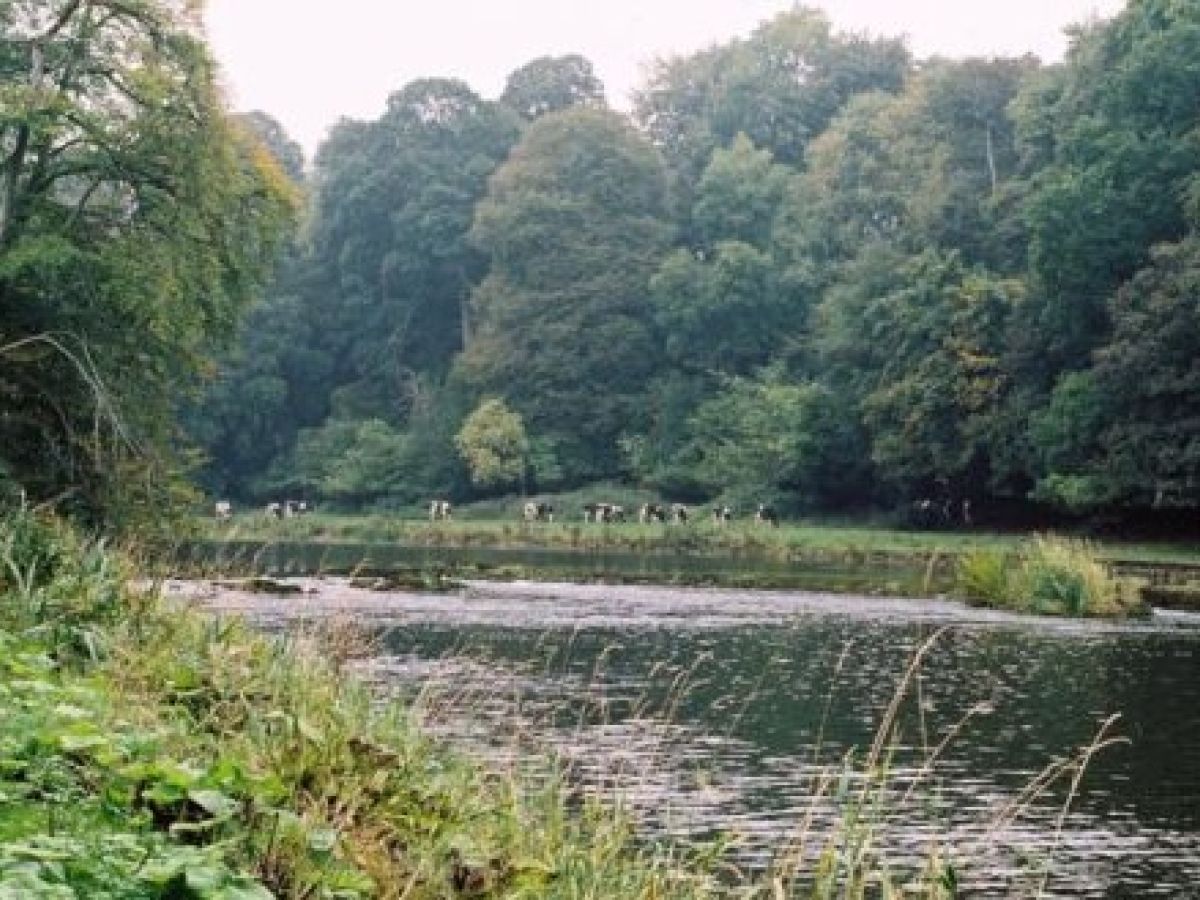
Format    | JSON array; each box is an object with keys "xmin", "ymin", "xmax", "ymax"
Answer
[{"xmin": 188, "ymin": 578, "xmax": 1200, "ymax": 897}]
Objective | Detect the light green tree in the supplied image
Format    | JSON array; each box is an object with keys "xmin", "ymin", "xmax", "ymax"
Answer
[{"xmin": 455, "ymin": 399, "xmax": 530, "ymax": 491}]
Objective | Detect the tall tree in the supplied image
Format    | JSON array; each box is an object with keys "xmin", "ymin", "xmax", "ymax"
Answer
[
  {"xmin": 816, "ymin": 249, "xmax": 1020, "ymax": 501},
  {"xmin": 635, "ymin": 8, "xmax": 910, "ymax": 184},
  {"xmin": 1013, "ymin": 0, "xmax": 1200, "ymax": 377},
  {"xmin": 1032, "ymin": 237, "xmax": 1200, "ymax": 510},
  {"xmin": 307, "ymin": 80, "xmax": 520, "ymax": 422},
  {"xmin": 650, "ymin": 135, "xmax": 792, "ymax": 377},
  {"xmin": 0, "ymin": 0, "xmax": 295, "ymax": 523},
  {"xmin": 184, "ymin": 112, "xmax": 327, "ymax": 500},
  {"xmin": 459, "ymin": 108, "xmax": 674, "ymax": 481}
]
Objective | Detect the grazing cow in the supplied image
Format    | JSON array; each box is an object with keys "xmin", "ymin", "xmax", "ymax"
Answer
[
  {"xmin": 755, "ymin": 504, "xmax": 779, "ymax": 527},
  {"xmin": 524, "ymin": 501, "xmax": 554, "ymax": 522},
  {"xmin": 214, "ymin": 500, "xmax": 232, "ymax": 520},
  {"xmin": 711, "ymin": 505, "xmax": 732, "ymax": 525},
  {"xmin": 586, "ymin": 502, "xmax": 625, "ymax": 523},
  {"xmin": 671, "ymin": 503, "xmax": 689, "ymax": 524},
  {"xmin": 639, "ymin": 503, "xmax": 667, "ymax": 524},
  {"xmin": 265, "ymin": 501, "xmax": 282, "ymax": 519},
  {"xmin": 428, "ymin": 499, "xmax": 452, "ymax": 521},
  {"xmin": 582, "ymin": 502, "xmax": 624, "ymax": 523}
]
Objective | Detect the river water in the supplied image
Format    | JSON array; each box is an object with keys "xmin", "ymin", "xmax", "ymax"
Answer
[{"xmin": 186, "ymin": 578, "xmax": 1200, "ymax": 897}]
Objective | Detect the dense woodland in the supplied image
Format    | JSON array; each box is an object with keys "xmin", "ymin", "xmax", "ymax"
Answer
[{"xmin": 4, "ymin": 0, "xmax": 1200, "ymax": 529}]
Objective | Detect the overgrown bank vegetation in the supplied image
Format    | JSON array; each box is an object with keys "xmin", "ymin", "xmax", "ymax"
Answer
[{"xmin": 954, "ymin": 535, "xmax": 1146, "ymax": 617}]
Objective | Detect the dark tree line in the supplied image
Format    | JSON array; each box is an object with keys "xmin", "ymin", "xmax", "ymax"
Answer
[{"xmin": 188, "ymin": 1, "xmax": 1200, "ymax": 525}]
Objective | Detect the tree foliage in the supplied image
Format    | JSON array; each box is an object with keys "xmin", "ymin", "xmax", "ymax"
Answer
[
  {"xmin": 0, "ymin": 0, "xmax": 295, "ymax": 525},
  {"xmin": 459, "ymin": 107, "xmax": 674, "ymax": 480},
  {"xmin": 455, "ymin": 398, "xmax": 529, "ymax": 491},
  {"xmin": 501, "ymin": 54, "xmax": 606, "ymax": 121}
]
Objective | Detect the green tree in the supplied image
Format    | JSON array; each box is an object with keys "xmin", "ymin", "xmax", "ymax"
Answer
[
  {"xmin": 459, "ymin": 107, "xmax": 674, "ymax": 481},
  {"xmin": 778, "ymin": 57, "xmax": 1035, "ymax": 296},
  {"xmin": 0, "ymin": 0, "xmax": 295, "ymax": 525},
  {"xmin": 455, "ymin": 399, "xmax": 529, "ymax": 491},
  {"xmin": 692, "ymin": 133, "xmax": 790, "ymax": 250},
  {"xmin": 683, "ymin": 366, "xmax": 868, "ymax": 510},
  {"xmin": 501, "ymin": 54, "xmax": 606, "ymax": 121},
  {"xmin": 308, "ymin": 79, "xmax": 520, "ymax": 421},
  {"xmin": 816, "ymin": 249, "xmax": 1019, "ymax": 500},
  {"xmin": 1013, "ymin": 0, "xmax": 1200, "ymax": 377},
  {"xmin": 1033, "ymin": 238, "xmax": 1200, "ymax": 510},
  {"xmin": 635, "ymin": 9, "xmax": 909, "ymax": 183}
]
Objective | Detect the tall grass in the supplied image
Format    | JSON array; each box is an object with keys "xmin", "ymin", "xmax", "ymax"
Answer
[{"xmin": 954, "ymin": 534, "xmax": 1145, "ymax": 617}]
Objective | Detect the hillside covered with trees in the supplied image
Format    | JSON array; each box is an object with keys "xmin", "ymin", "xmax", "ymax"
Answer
[{"xmin": 29, "ymin": 0, "xmax": 1196, "ymax": 529}]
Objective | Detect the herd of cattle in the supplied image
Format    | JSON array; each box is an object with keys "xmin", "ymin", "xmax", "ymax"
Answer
[
  {"xmin": 214, "ymin": 497, "xmax": 783, "ymax": 525},
  {"xmin": 215, "ymin": 497, "xmax": 972, "ymax": 530},
  {"xmin": 213, "ymin": 500, "xmax": 310, "ymax": 520},
  {"xmin": 428, "ymin": 499, "xmax": 781, "ymax": 526}
]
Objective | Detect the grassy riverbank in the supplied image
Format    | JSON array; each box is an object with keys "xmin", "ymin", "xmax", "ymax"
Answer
[
  {"xmin": 4, "ymin": 508, "xmax": 1003, "ymax": 898},
  {"xmin": 199, "ymin": 508, "xmax": 1200, "ymax": 568}
]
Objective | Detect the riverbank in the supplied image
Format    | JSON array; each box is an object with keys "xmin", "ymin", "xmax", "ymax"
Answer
[
  {"xmin": 198, "ymin": 513, "xmax": 1200, "ymax": 567},
  {"xmin": 4, "ymin": 510, "xmax": 979, "ymax": 897}
]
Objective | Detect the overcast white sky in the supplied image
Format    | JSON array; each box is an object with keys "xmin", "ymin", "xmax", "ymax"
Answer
[{"xmin": 205, "ymin": 0, "xmax": 1126, "ymax": 159}]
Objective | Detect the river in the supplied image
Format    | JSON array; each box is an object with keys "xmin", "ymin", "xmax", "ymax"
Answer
[{"xmin": 185, "ymin": 578, "xmax": 1200, "ymax": 898}]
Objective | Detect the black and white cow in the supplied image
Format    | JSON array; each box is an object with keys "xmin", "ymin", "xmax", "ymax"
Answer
[
  {"xmin": 584, "ymin": 502, "xmax": 625, "ymax": 523},
  {"xmin": 524, "ymin": 501, "xmax": 554, "ymax": 522},
  {"xmin": 755, "ymin": 504, "xmax": 779, "ymax": 527},
  {"xmin": 671, "ymin": 503, "xmax": 689, "ymax": 524},
  {"xmin": 711, "ymin": 505, "xmax": 732, "ymax": 525},
  {"xmin": 265, "ymin": 501, "xmax": 282, "ymax": 519},
  {"xmin": 428, "ymin": 499, "xmax": 452, "ymax": 521},
  {"xmin": 639, "ymin": 503, "xmax": 667, "ymax": 523}
]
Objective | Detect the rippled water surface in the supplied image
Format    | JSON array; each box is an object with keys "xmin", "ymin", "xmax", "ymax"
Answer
[{"xmin": 189, "ymin": 579, "xmax": 1200, "ymax": 897}]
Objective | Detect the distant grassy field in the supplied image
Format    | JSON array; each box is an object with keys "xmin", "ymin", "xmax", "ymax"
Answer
[{"xmin": 195, "ymin": 502, "xmax": 1200, "ymax": 569}]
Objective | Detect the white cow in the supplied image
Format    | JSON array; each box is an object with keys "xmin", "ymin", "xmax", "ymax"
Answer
[
  {"xmin": 524, "ymin": 501, "xmax": 553, "ymax": 522},
  {"xmin": 429, "ymin": 499, "xmax": 452, "ymax": 521},
  {"xmin": 214, "ymin": 500, "xmax": 232, "ymax": 520}
]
